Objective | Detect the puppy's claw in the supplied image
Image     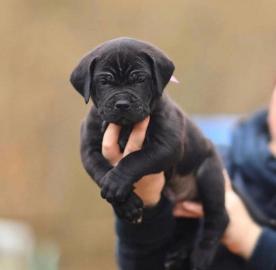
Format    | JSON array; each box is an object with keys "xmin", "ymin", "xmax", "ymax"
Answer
[
  {"xmin": 136, "ymin": 216, "xmax": 143, "ymax": 224},
  {"xmin": 113, "ymin": 193, "xmax": 144, "ymax": 223}
]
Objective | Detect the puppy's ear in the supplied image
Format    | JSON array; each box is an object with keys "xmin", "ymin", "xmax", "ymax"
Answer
[
  {"xmin": 70, "ymin": 53, "xmax": 97, "ymax": 104},
  {"xmin": 144, "ymin": 48, "xmax": 175, "ymax": 96}
]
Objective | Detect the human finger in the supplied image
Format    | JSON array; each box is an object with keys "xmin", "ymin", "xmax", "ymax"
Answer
[
  {"xmin": 123, "ymin": 116, "xmax": 150, "ymax": 157},
  {"xmin": 181, "ymin": 201, "xmax": 204, "ymax": 215},
  {"xmin": 102, "ymin": 123, "xmax": 122, "ymax": 165},
  {"xmin": 173, "ymin": 201, "xmax": 204, "ymax": 218},
  {"xmin": 173, "ymin": 208, "xmax": 200, "ymax": 218}
]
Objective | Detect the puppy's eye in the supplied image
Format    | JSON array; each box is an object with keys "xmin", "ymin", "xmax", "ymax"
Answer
[
  {"xmin": 136, "ymin": 75, "xmax": 146, "ymax": 83},
  {"xmin": 129, "ymin": 73, "xmax": 146, "ymax": 83},
  {"xmin": 99, "ymin": 74, "xmax": 114, "ymax": 85}
]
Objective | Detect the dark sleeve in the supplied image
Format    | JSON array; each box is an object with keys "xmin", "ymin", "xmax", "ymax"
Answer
[
  {"xmin": 248, "ymin": 227, "xmax": 276, "ymax": 270},
  {"xmin": 116, "ymin": 195, "xmax": 174, "ymax": 244},
  {"xmin": 115, "ymin": 195, "xmax": 175, "ymax": 270}
]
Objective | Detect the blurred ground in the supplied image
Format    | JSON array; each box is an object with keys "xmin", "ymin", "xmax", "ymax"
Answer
[{"xmin": 1, "ymin": 1, "xmax": 276, "ymax": 269}]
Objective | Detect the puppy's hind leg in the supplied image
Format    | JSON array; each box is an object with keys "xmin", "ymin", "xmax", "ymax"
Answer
[
  {"xmin": 191, "ymin": 153, "xmax": 229, "ymax": 270},
  {"xmin": 165, "ymin": 218, "xmax": 199, "ymax": 270}
]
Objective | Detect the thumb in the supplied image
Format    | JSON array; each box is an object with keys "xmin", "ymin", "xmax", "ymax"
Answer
[
  {"xmin": 123, "ymin": 116, "xmax": 150, "ymax": 157},
  {"xmin": 102, "ymin": 123, "xmax": 122, "ymax": 165}
]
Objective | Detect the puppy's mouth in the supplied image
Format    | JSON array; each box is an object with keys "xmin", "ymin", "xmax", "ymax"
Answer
[
  {"xmin": 116, "ymin": 116, "xmax": 137, "ymax": 125},
  {"xmin": 98, "ymin": 93, "xmax": 150, "ymax": 125},
  {"xmin": 101, "ymin": 108, "xmax": 149, "ymax": 125}
]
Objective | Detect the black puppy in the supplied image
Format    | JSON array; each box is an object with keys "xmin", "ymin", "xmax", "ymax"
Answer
[{"xmin": 70, "ymin": 37, "xmax": 229, "ymax": 270}]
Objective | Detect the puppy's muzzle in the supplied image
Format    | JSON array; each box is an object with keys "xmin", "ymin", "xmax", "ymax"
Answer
[
  {"xmin": 114, "ymin": 100, "xmax": 131, "ymax": 111},
  {"xmin": 100, "ymin": 91, "xmax": 149, "ymax": 124},
  {"xmin": 104, "ymin": 92, "xmax": 143, "ymax": 113}
]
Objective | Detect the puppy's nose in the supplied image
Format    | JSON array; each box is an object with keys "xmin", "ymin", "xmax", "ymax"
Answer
[{"xmin": 115, "ymin": 100, "xmax": 130, "ymax": 110}]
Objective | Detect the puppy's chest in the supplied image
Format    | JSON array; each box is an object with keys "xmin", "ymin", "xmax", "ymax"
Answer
[{"xmin": 117, "ymin": 125, "xmax": 150, "ymax": 152}]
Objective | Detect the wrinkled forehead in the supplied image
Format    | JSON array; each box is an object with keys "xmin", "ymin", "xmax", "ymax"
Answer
[{"xmin": 95, "ymin": 44, "xmax": 151, "ymax": 74}]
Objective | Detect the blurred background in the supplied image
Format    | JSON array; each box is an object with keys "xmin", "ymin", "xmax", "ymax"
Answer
[{"xmin": 1, "ymin": 0, "xmax": 276, "ymax": 269}]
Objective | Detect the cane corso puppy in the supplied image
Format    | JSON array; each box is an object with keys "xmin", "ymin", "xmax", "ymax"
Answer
[{"xmin": 70, "ymin": 37, "xmax": 229, "ymax": 270}]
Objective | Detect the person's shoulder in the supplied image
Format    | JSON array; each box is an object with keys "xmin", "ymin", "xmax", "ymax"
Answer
[{"xmin": 239, "ymin": 108, "xmax": 268, "ymax": 127}]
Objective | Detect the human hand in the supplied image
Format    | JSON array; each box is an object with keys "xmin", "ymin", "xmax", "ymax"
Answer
[
  {"xmin": 102, "ymin": 117, "xmax": 165, "ymax": 207},
  {"xmin": 268, "ymin": 85, "xmax": 276, "ymax": 156},
  {"xmin": 173, "ymin": 170, "xmax": 262, "ymax": 259}
]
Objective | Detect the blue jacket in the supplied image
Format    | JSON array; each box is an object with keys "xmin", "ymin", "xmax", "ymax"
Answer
[{"xmin": 224, "ymin": 110, "xmax": 276, "ymax": 270}]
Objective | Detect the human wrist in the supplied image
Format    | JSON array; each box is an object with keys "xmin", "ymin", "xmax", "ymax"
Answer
[{"xmin": 238, "ymin": 222, "xmax": 262, "ymax": 259}]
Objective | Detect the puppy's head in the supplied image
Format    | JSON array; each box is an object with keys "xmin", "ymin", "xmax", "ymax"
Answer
[{"xmin": 70, "ymin": 37, "xmax": 174, "ymax": 125}]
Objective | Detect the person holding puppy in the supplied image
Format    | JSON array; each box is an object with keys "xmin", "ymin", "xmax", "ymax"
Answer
[
  {"xmin": 70, "ymin": 38, "xmax": 275, "ymax": 269},
  {"xmin": 103, "ymin": 87, "xmax": 276, "ymax": 270}
]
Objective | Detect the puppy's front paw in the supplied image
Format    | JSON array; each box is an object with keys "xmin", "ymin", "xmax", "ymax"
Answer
[
  {"xmin": 100, "ymin": 169, "xmax": 134, "ymax": 204},
  {"xmin": 114, "ymin": 192, "xmax": 144, "ymax": 223}
]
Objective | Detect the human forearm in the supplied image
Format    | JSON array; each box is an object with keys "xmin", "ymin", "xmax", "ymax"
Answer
[
  {"xmin": 226, "ymin": 219, "xmax": 262, "ymax": 259},
  {"xmin": 173, "ymin": 170, "xmax": 263, "ymax": 260}
]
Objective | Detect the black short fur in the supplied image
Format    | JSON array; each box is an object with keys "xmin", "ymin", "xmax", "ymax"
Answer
[{"xmin": 70, "ymin": 37, "xmax": 229, "ymax": 270}]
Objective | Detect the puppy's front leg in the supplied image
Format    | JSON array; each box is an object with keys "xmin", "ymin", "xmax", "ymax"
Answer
[
  {"xmin": 80, "ymin": 108, "xmax": 114, "ymax": 187},
  {"xmin": 101, "ymin": 140, "xmax": 180, "ymax": 204},
  {"xmin": 81, "ymin": 110, "xmax": 145, "ymax": 223}
]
